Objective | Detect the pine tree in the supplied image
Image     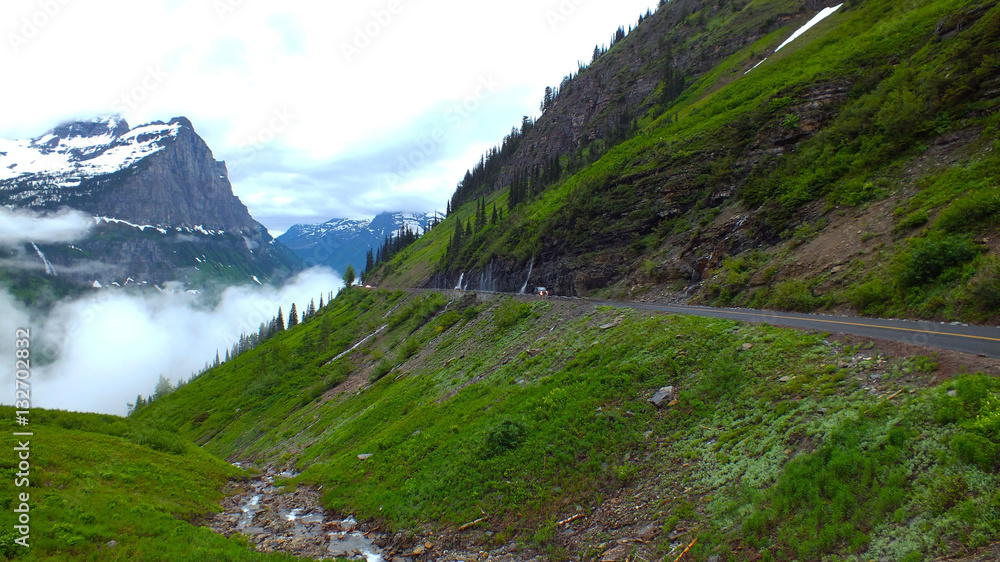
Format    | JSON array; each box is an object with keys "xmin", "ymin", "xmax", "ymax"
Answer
[
  {"xmin": 153, "ymin": 375, "xmax": 173, "ymax": 401},
  {"xmin": 276, "ymin": 308, "xmax": 285, "ymax": 331},
  {"xmin": 491, "ymin": 203, "xmax": 498, "ymax": 225},
  {"xmin": 319, "ymin": 314, "xmax": 332, "ymax": 352},
  {"xmin": 288, "ymin": 304, "xmax": 298, "ymax": 328},
  {"xmin": 343, "ymin": 264, "xmax": 356, "ymax": 287},
  {"xmin": 542, "ymin": 86, "xmax": 553, "ymax": 111}
]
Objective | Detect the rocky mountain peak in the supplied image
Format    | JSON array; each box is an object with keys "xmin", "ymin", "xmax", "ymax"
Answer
[
  {"xmin": 1, "ymin": 115, "xmax": 261, "ymax": 234},
  {"xmin": 39, "ymin": 116, "xmax": 131, "ymax": 145}
]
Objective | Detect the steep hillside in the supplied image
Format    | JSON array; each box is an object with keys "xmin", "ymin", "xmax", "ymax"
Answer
[
  {"xmin": 136, "ymin": 287, "xmax": 1000, "ymax": 561},
  {"xmin": 0, "ymin": 407, "xmax": 296, "ymax": 560},
  {"xmin": 0, "ymin": 116, "xmax": 302, "ymax": 302},
  {"xmin": 378, "ymin": 0, "xmax": 1000, "ymax": 324}
]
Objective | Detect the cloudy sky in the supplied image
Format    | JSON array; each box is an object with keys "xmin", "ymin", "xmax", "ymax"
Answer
[{"xmin": 1, "ymin": 0, "xmax": 656, "ymax": 236}]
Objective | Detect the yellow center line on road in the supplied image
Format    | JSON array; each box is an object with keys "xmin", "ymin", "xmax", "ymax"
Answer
[{"xmin": 659, "ymin": 307, "xmax": 1000, "ymax": 344}]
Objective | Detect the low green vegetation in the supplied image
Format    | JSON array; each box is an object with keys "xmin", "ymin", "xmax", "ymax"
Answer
[
  {"xmin": 136, "ymin": 288, "xmax": 1000, "ymax": 560},
  {"xmin": 0, "ymin": 409, "xmax": 296, "ymax": 561}
]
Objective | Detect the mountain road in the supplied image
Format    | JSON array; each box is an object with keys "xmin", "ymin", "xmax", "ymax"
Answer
[{"xmin": 589, "ymin": 300, "xmax": 1000, "ymax": 359}]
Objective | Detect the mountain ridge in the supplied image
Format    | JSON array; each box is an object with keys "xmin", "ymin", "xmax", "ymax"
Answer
[
  {"xmin": 0, "ymin": 116, "xmax": 303, "ymax": 300},
  {"xmin": 277, "ymin": 210, "xmax": 443, "ymax": 275}
]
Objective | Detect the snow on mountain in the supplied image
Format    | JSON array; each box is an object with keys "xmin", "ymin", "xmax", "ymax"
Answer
[
  {"xmin": 774, "ymin": 4, "xmax": 844, "ymax": 53},
  {"xmin": 277, "ymin": 211, "xmax": 445, "ymax": 274},
  {"xmin": 0, "ymin": 116, "xmax": 182, "ymax": 189},
  {"xmin": 0, "ymin": 115, "xmax": 304, "ymax": 291}
]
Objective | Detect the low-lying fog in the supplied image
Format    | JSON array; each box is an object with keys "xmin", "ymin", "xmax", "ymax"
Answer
[{"xmin": 1, "ymin": 267, "xmax": 343, "ymax": 416}]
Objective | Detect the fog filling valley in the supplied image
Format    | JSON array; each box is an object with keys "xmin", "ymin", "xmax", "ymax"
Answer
[{"xmin": 0, "ymin": 267, "xmax": 344, "ymax": 416}]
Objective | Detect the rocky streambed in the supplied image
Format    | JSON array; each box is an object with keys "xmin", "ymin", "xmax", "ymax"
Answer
[
  {"xmin": 210, "ymin": 466, "xmax": 558, "ymax": 561},
  {"xmin": 210, "ymin": 467, "xmax": 384, "ymax": 560}
]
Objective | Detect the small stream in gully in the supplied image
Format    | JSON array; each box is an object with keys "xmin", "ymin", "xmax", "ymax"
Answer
[{"xmin": 211, "ymin": 466, "xmax": 383, "ymax": 561}]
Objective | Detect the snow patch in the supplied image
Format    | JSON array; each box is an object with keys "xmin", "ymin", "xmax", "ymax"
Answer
[
  {"xmin": 31, "ymin": 242, "xmax": 55, "ymax": 276},
  {"xmin": 744, "ymin": 57, "xmax": 768, "ymax": 75},
  {"xmin": 774, "ymin": 4, "xmax": 844, "ymax": 53}
]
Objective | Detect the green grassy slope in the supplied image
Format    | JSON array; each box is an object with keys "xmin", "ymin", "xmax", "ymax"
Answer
[
  {"xmin": 0, "ymin": 408, "xmax": 296, "ymax": 561},
  {"xmin": 138, "ymin": 288, "xmax": 1000, "ymax": 560},
  {"xmin": 380, "ymin": 0, "xmax": 1000, "ymax": 322}
]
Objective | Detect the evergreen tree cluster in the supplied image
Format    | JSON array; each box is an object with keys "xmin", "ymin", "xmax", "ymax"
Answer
[
  {"xmin": 660, "ymin": 46, "xmax": 687, "ymax": 107},
  {"xmin": 362, "ymin": 223, "xmax": 429, "ymax": 281},
  {"xmin": 449, "ymin": 5, "xmax": 660, "ymax": 215},
  {"xmin": 444, "ymin": 197, "xmax": 502, "ymax": 266},
  {"xmin": 507, "ymin": 155, "xmax": 563, "ymax": 211},
  {"xmin": 449, "ymin": 118, "xmax": 534, "ymax": 212},
  {"xmin": 128, "ymin": 290, "xmax": 338, "ymax": 416}
]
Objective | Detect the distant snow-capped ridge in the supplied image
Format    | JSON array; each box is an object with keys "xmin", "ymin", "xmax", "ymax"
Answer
[
  {"xmin": 277, "ymin": 211, "xmax": 445, "ymax": 273},
  {"xmin": 283, "ymin": 211, "xmax": 444, "ymax": 243}
]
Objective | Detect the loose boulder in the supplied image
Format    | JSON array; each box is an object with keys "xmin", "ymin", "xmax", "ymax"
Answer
[{"xmin": 649, "ymin": 386, "xmax": 676, "ymax": 407}]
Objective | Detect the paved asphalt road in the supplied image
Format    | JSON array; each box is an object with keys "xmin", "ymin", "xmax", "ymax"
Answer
[{"xmin": 589, "ymin": 300, "xmax": 1000, "ymax": 359}]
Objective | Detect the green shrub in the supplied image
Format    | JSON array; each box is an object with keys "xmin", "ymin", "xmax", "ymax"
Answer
[
  {"xmin": 770, "ymin": 280, "xmax": 817, "ymax": 311},
  {"xmin": 370, "ymin": 360, "xmax": 393, "ymax": 383},
  {"xmin": 483, "ymin": 418, "xmax": 527, "ymax": 458},
  {"xmin": 128, "ymin": 426, "xmax": 187, "ymax": 455},
  {"xmin": 933, "ymin": 374, "xmax": 999, "ymax": 424},
  {"xmin": 937, "ymin": 189, "xmax": 1000, "ymax": 233},
  {"xmin": 850, "ymin": 278, "xmax": 890, "ymax": 314},
  {"xmin": 965, "ymin": 261, "xmax": 1000, "ymax": 312},
  {"xmin": 462, "ymin": 305, "xmax": 480, "ymax": 321},
  {"xmin": 398, "ymin": 337, "xmax": 420, "ymax": 361},
  {"xmin": 896, "ymin": 209, "xmax": 928, "ymax": 230},
  {"xmin": 781, "ymin": 113, "xmax": 800, "ymax": 129},
  {"xmin": 769, "ymin": 96, "xmax": 793, "ymax": 112},
  {"xmin": 436, "ymin": 310, "xmax": 461, "ymax": 332},
  {"xmin": 951, "ymin": 433, "xmax": 999, "ymax": 471},
  {"xmin": 326, "ymin": 360, "xmax": 353, "ymax": 388},
  {"xmin": 697, "ymin": 351, "xmax": 742, "ymax": 401},
  {"xmin": 898, "ymin": 234, "xmax": 980, "ymax": 287},
  {"xmin": 613, "ymin": 463, "xmax": 640, "ymax": 484},
  {"xmin": 494, "ymin": 299, "xmax": 531, "ymax": 329}
]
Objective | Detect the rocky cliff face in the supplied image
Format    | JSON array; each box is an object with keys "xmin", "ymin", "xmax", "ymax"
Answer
[
  {"xmin": 0, "ymin": 116, "xmax": 302, "ymax": 293},
  {"xmin": 482, "ymin": 0, "xmax": 825, "ymax": 194},
  {"xmin": 92, "ymin": 120, "xmax": 261, "ymax": 233}
]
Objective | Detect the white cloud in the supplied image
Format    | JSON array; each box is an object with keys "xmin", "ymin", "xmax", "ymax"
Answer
[
  {"xmin": 0, "ymin": 267, "xmax": 343, "ymax": 416},
  {"xmin": 0, "ymin": 207, "xmax": 93, "ymax": 247}
]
